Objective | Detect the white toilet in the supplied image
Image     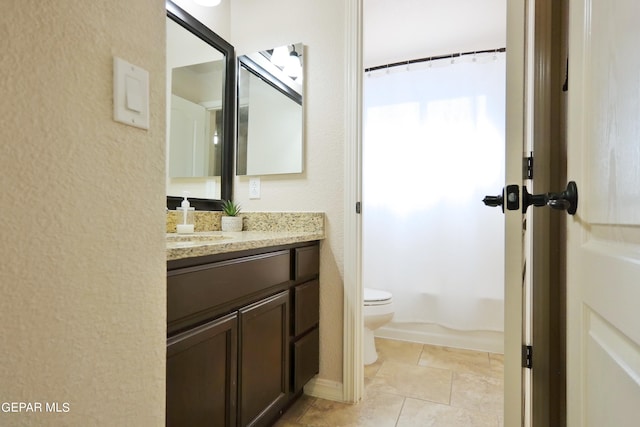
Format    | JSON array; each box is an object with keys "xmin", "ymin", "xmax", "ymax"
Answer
[{"xmin": 363, "ymin": 287, "xmax": 394, "ymax": 365}]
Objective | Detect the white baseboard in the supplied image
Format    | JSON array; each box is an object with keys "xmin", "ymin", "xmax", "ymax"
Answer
[
  {"xmin": 375, "ymin": 323, "xmax": 504, "ymax": 354},
  {"xmin": 303, "ymin": 377, "xmax": 344, "ymax": 402}
]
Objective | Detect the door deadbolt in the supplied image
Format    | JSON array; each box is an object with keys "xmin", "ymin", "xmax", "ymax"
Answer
[{"xmin": 483, "ymin": 185, "xmax": 520, "ymax": 212}]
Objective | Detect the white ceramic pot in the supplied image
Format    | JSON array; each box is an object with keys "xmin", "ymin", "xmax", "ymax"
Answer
[{"xmin": 221, "ymin": 216, "xmax": 243, "ymax": 232}]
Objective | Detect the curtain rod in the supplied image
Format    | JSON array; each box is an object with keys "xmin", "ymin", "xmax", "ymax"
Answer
[{"xmin": 364, "ymin": 47, "xmax": 506, "ymax": 73}]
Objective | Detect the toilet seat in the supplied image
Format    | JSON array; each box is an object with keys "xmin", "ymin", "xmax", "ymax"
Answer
[{"xmin": 364, "ymin": 288, "xmax": 392, "ymax": 306}]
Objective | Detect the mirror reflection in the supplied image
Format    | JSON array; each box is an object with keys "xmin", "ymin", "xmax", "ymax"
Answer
[
  {"xmin": 167, "ymin": 18, "xmax": 224, "ymax": 179},
  {"xmin": 237, "ymin": 43, "xmax": 304, "ymax": 176}
]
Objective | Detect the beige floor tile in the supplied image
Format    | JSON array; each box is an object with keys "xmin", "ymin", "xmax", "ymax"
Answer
[
  {"xmin": 364, "ymin": 358, "xmax": 383, "ymax": 379},
  {"xmin": 450, "ymin": 371, "xmax": 503, "ymax": 415},
  {"xmin": 396, "ymin": 397, "xmax": 500, "ymax": 427},
  {"xmin": 489, "ymin": 352, "xmax": 504, "ymax": 365},
  {"xmin": 280, "ymin": 339, "xmax": 505, "ymax": 426},
  {"xmin": 375, "ymin": 337, "xmax": 424, "ymax": 365},
  {"xmin": 297, "ymin": 390, "xmax": 404, "ymax": 427},
  {"xmin": 418, "ymin": 344, "xmax": 492, "ymax": 376},
  {"xmin": 367, "ymin": 360, "xmax": 452, "ymax": 404},
  {"xmin": 488, "ymin": 352, "xmax": 504, "ymax": 379}
]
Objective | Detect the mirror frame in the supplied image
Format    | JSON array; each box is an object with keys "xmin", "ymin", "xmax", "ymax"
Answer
[
  {"xmin": 236, "ymin": 53, "xmax": 303, "ymax": 176},
  {"xmin": 166, "ymin": 0, "xmax": 235, "ymax": 210}
]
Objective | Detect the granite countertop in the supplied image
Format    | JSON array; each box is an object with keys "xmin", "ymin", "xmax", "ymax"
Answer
[{"xmin": 166, "ymin": 230, "xmax": 325, "ymax": 261}]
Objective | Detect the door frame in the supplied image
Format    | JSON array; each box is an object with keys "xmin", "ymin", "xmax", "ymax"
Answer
[
  {"xmin": 342, "ymin": 0, "xmax": 522, "ymax": 407},
  {"xmin": 341, "ymin": 1, "xmax": 567, "ymax": 421},
  {"xmin": 343, "ymin": 0, "xmax": 364, "ymax": 404}
]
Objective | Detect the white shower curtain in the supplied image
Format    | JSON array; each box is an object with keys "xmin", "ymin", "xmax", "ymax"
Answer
[{"xmin": 363, "ymin": 52, "xmax": 505, "ymax": 332}]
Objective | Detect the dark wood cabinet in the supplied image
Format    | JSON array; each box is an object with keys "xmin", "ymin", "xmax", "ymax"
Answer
[
  {"xmin": 238, "ymin": 291, "xmax": 289, "ymax": 427},
  {"xmin": 290, "ymin": 245, "xmax": 320, "ymax": 395},
  {"xmin": 166, "ymin": 241, "xmax": 320, "ymax": 427},
  {"xmin": 291, "ymin": 279, "xmax": 320, "ymax": 393},
  {"xmin": 167, "ymin": 313, "xmax": 238, "ymax": 427}
]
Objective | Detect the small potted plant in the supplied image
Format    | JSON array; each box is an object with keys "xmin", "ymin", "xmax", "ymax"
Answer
[{"xmin": 221, "ymin": 199, "xmax": 243, "ymax": 232}]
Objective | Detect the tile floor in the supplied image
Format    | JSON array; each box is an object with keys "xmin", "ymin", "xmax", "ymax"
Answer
[{"xmin": 275, "ymin": 338, "xmax": 504, "ymax": 427}]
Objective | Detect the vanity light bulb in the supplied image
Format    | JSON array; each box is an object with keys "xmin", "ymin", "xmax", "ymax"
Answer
[
  {"xmin": 213, "ymin": 131, "xmax": 219, "ymax": 145},
  {"xmin": 270, "ymin": 46, "xmax": 289, "ymax": 68},
  {"xmin": 284, "ymin": 54, "xmax": 302, "ymax": 80}
]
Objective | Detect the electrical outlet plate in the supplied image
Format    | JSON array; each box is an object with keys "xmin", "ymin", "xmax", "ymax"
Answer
[{"xmin": 249, "ymin": 177, "xmax": 261, "ymax": 199}]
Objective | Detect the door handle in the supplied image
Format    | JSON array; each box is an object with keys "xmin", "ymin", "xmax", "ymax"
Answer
[
  {"xmin": 546, "ymin": 181, "xmax": 578, "ymax": 214},
  {"xmin": 522, "ymin": 181, "xmax": 578, "ymax": 214},
  {"xmin": 484, "ymin": 182, "xmax": 578, "ymax": 215}
]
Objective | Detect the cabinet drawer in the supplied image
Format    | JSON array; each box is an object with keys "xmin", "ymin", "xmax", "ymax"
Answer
[
  {"xmin": 292, "ymin": 328, "xmax": 319, "ymax": 393},
  {"xmin": 168, "ymin": 251, "xmax": 290, "ymax": 326},
  {"xmin": 294, "ymin": 245, "xmax": 319, "ymax": 281},
  {"xmin": 293, "ymin": 280, "xmax": 319, "ymax": 336}
]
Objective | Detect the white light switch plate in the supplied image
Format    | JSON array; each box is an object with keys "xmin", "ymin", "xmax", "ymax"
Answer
[
  {"xmin": 113, "ymin": 57, "xmax": 149, "ymax": 129},
  {"xmin": 249, "ymin": 177, "xmax": 261, "ymax": 199}
]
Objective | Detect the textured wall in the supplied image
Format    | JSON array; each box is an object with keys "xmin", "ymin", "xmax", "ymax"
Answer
[
  {"xmin": 229, "ymin": 0, "xmax": 347, "ymax": 385},
  {"xmin": 0, "ymin": 1, "xmax": 167, "ymax": 425}
]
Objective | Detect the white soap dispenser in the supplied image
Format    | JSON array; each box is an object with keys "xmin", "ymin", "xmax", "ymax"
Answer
[{"xmin": 176, "ymin": 192, "xmax": 195, "ymax": 234}]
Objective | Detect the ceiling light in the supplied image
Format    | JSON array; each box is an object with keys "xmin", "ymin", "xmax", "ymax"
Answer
[{"xmin": 193, "ymin": 0, "xmax": 221, "ymax": 7}]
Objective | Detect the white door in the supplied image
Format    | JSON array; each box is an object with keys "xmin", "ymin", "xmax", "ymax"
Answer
[
  {"xmin": 169, "ymin": 94, "xmax": 207, "ymax": 177},
  {"xmin": 566, "ymin": 0, "xmax": 640, "ymax": 425}
]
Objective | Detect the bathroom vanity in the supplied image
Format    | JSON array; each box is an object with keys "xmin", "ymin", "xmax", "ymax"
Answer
[{"xmin": 166, "ymin": 235, "xmax": 320, "ymax": 427}]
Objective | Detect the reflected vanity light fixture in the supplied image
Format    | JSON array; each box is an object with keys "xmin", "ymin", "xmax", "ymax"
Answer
[
  {"xmin": 269, "ymin": 45, "xmax": 302, "ymax": 80},
  {"xmin": 193, "ymin": 0, "xmax": 221, "ymax": 7},
  {"xmin": 283, "ymin": 47, "xmax": 302, "ymax": 80},
  {"xmin": 270, "ymin": 46, "xmax": 289, "ymax": 68}
]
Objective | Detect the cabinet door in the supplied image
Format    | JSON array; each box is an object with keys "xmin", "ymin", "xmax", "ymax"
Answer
[
  {"xmin": 166, "ymin": 313, "xmax": 237, "ymax": 427},
  {"xmin": 238, "ymin": 291, "xmax": 289, "ymax": 427}
]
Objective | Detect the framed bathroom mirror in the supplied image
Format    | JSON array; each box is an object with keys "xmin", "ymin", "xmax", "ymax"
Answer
[
  {"xmin": 166, "ymin": 1, "xmax": 234, "ymax": 205},
  {"xmin": 237, "ymin": 43, "xmax": 304, "ymax": 176}
]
